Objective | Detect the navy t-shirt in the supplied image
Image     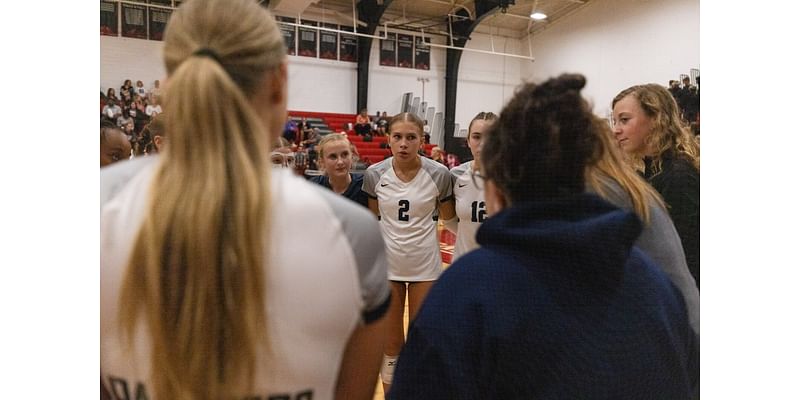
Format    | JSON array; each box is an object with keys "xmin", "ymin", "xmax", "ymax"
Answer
[{"xmin": 309, "ymin": 173, "xmax": 369, "ymax": 208}]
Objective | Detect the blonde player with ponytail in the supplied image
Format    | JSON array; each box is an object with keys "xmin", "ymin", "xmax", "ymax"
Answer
[{"xmin": 100, "ymin": 1, "xmax": 389, "ymax": 399}]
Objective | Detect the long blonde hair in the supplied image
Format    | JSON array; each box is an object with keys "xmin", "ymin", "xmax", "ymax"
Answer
[
  {"xmin": 612, "ymin": 84, "xmax": 700, "ymax": 174},
  {"xmin": 586, "ymin": 118, "xmax": 666, "ymax": 225},
  {"xmin": 117, "ymin": 0, "xmax": 286, "ymax": 398}
]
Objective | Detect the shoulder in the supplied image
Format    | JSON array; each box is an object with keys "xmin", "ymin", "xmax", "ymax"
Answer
[
  {"xmin": 420, "ymin": 156, "xmax": 451, "ymax": 177},
  {"xmin": 449, "ymin": 161, "xmax": 471, "ymax": 178},
  {"xmin": 309, "ymin": 174, "xmax": 329, "ymax": 186},
  {"xmin": 100, "ymin": 156, "xmax": 159, "ymax": 206},
  {"xmin": 365, "ymin": 157, "xmax": 391, "ymax": 176}
]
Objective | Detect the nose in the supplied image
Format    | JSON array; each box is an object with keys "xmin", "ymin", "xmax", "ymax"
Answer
[{"xmin": 612, "ymin": 122, "xmax": 623, "ymax": 136}]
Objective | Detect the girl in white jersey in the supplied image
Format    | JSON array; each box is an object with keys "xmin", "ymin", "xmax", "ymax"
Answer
[
  {"xmin": 362, "ymin": 112, "xmax": 456, "ymax": 393},
  {"xmin": 446, "ymin": 111, "xmax": 497, "ymax": 261},
  {"xmin": 100, "ymin": 1, "xmax": 390, "ymax": 399}
]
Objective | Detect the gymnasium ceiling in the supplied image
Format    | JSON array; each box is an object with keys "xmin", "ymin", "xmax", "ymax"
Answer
[{"xmin": 266, "ymin": 0, "xmax": 592, "ymax": 39}]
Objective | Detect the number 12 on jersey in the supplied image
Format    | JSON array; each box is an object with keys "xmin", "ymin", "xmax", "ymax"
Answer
[{"xmin": 471, "ymin": 201, "xmax": 486, "ymax": 223}]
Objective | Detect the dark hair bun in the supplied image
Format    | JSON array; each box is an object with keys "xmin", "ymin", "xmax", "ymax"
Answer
[{"xmin": 535, "ymin": 73, "xmax": 586, "ymax": 96}]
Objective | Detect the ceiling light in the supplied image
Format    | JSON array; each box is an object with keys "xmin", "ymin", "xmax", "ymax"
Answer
[{"xmin": 530, "ymin": 12, "xmax": 547, "ymax": 20}]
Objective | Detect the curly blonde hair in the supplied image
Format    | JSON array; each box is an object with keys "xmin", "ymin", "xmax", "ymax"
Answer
[{"xmin": 612, "ymin": 84, "xmax": 699, "ymax": 174}]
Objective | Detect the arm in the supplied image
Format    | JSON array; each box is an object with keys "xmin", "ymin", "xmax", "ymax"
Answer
[
  {"xmin": 368, "ymin": 197, "xmax": 380, "ymax": 219},
  {"xmin": 438, "ymin": 198, "xmax": 456, "ymax": 222},
  {"xmin": 335, "ymin": 313, "xmax": 389, "ymax": 400}
]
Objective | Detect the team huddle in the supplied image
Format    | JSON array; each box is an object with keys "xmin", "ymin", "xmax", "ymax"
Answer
[{"xmin": 100, "ymin": 1, "xmax": 700, "ymax": 399}]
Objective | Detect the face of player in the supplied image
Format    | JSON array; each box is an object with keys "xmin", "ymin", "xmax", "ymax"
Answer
[
  {"xmin": 389, "ymin": 121, "xmax": 421, "ymax": 163},
  {"xmin": 467, "ymin": 119, "xmax": 491, "ymax": 164},
  {"xmin": 612, "ymin": 94, "xmax": 652, "ymax": 156},
  {"xmin": 100, "ymin": 130, "xmax": 131, "ymax": 167},
  {"xmin": 321, "ymin": 140, "xmax": 352, "ymax": 179}
]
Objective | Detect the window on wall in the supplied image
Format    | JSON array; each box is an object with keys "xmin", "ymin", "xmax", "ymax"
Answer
[
  {"xmin": 121, "ymin": 3, "xmax": 148, "ymax": 39},
  {"xmin": 148, "ymin": 0, "xmax": 172, "ymax": 41},
  {"xmin": 100, "ymin": 1, "xmax": 118, "ymax": 36}
]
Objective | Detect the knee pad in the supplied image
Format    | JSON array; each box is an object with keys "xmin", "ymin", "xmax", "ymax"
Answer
[{"xmin": 380, "ymin": 355, "xmax": 398, "ymax": 385}]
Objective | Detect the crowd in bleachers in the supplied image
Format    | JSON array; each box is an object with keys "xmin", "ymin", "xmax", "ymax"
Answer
[
  {"xmin": 668, "ymin": 76, "xmax": 700, "ymax": 135},
  {"xmin": 100, "ymin": 79, "xmax": 163, "ymax": 156}
]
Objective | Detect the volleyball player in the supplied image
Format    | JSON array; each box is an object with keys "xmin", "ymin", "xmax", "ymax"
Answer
[
  {"xmin": 390, "ymin": 74, "xmax": 698, "ymax": 399},
  {"xmin": 310, "ymin": 133, "xmax": 368, "ymax": 207},
  {"xmin": 612, "ymin": 84, "xmax": 700, "ymax": 288},
  {"xmin": 362, "ymin": 112, "xmax": 455, "ymax": 393},
  {"xmin": 100, "ymin": 1, "xmax": 389, "ymax": 399},
  {"xmin": 446, "ymin": 111, "xmax": 497, "ymax": 261}
]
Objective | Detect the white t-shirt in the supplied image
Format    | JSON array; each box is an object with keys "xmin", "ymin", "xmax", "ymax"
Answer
[
  {"xmin": 145, "ymin": 104, "xmax": 162, "ymax": 117},
  {"xmin": 450, "ymin": 161, "xmax": 486, "ymax": 261},
  {"xmin": 363, "ymin": 156, "xmax": 453, "ymax": 281},
  {"xmin": 101, "ymin": 160, "xmax": 389, "ymax": 400}
]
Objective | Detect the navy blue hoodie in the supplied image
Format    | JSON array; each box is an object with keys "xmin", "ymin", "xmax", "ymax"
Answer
[{"xmin": 390, "ymin": 193, "xmax": 699, "ymax": 399}]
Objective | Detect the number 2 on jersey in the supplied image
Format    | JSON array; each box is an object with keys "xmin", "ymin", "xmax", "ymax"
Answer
[
  {"xmin": 471, "ymin": 201, "xmax": 486, "ymax": 222},
  {"xmin": 398, "ymin": 200, "xmax": 410, "ymax": 222}
]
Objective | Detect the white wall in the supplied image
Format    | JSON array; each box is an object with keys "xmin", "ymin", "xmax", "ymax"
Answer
[
  {"xmin": 523, "ymin": 0, "xmax": 700, "ymax": 116},
  {"xmin": 102, "ymin": 0, "xmax": 702, "ymax": 128},
  {"xmin": 455, "ymin": 33, "xmax": 525, "ymax": 135},
  {"xmin": 100, "ymin": 36, "xmax": 165, "ymax": 95}
]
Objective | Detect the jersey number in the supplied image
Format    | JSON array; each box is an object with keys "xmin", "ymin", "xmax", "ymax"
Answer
[
  {"xmin": 398, "ymin": 200, "xmax": 410, "ymax": 222},
  {"xmin": 471, "ymin": 201, "xmax": 486, "ymax": 223}
]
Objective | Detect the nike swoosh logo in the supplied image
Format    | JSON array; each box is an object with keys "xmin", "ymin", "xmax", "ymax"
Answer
[
  {"xmin": 380, "ymin": 183, "xmax": 389, "ymax": 187},
  {"xmin": 458, "ymin": 184, "xmax": 467, "ymax": 188}
]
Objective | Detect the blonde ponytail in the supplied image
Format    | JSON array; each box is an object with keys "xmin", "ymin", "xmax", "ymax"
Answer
[{"xmin": 117, "ymin": 0, "xmax": 286, "ymax": 398}]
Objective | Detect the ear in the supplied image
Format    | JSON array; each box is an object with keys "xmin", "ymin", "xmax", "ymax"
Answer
[
  {"xmin": 153, "ymin": 135, "xmax": 164, "ymax": 152},
  {"xmin": 484, "ymin": 180, "xmax": 508, "ymax": 216},
  {"xmin": 270, "ymin": 61, "xmax": 288, "ymax": 104}
]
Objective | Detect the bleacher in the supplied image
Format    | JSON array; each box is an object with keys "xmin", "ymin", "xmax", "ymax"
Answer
[{"xmin": 288, "ymin": 110, "xmax": 435, "ymax": 167}]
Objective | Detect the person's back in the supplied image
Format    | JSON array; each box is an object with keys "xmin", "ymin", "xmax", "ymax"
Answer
[
  {"xmin": 102, "ymin": 164, "xmax": 388, "ymax": 400},
  {"xmin": 390, "ymin": 193, "xmax": 698, "ymax": 399},
  {"xmin": 100, "ymin": 1, "xmax": 388, "ymax": 399},
  {"xmin": 390, "ymin": 74, "xmax": 698, "ymax": 400}
]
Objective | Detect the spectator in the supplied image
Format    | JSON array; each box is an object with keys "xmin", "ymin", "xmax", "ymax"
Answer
[
  {"xmin": 100, "ymin": 120, "xmax": 130, "ymax": 167},
  {"xmin": 120, "ymin": 79, "xmax": 134, "ymax": 102},
  {"xmin": 283, "ymin": 117, "xmax": 298, "ymax": 144},
  {"xmin": 116, "ymin": 108, "xmax": 134, "ymax": 129},
  {"xmin": 135, "ymin": 80, "xmax": 147, "ymax": 98},
  {"xmin": 145, "ymin": 95, "xmax": 162, "ymax": 117},
  {"xmin": 106, "ymin": 88, "xmax": 119, "ymax": 103},
  {"xmin": 612, "ymin": 83, "xmax": 700, "ymax": 289},
  {"xmin": 377, "ymin": 111, "xmax": 390, "ymax": 136},
  {"xmin": 102, "ymin": 99, "xmax": 123, "ymax": 121},
  {"xmin": 429, "ymin": 146, "xmax": 445, "ymax": 165},
  {"xmin": 390, "ymin": 74, "xmax": 699, "ymax": 399},
  {"xmin": 354, "ymin": 108, "xmax": 371, "ymax": 136},
  {"xmin": 149, "ymin": 79, "xmax": 162, "ymax": 101}
]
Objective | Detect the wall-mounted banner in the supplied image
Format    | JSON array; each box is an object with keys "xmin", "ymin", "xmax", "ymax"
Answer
[
  {"xmin": 298, "ymin": 20, "xmax": 318, "ymax": 58},
  {"xmin": 397, "ymin": 34, "xmax": 414, "ymax": 68},
  {"xmin": 415, "ymin": 36, "xmax": 431, "ymax": 70},
  {"xmin": 276, "ymin": 16, "xmax": 297, "ymax": 56},
  {"xmin": 147, "ymin": 1, "xmax": 172, "ymax": 41},
  {"xmin": 100, "ymin": 1, "xmax": 118, "ymax": 36},
  {"xmin": 121, "ymin": 3, "xmax": 147, "ymax": 39},
  {"xmin": 380, "ymin": 32, "xmax": 397, "ymax": 67},
  {"xmin": 339, "ymin": 26, "xmax": 358, "ymax": 62},
  {"xmin": 319, "ymin": 23, "xmax": 338, "ymax": 60}
]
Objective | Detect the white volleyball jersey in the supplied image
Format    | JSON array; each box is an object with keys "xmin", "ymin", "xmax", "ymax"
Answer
[
  {"xmin": 363, "ymin": 157, "xmax": 453, "ymax": 281},
  {"xmin": 101, "ymin": 160, "xmax": 389, "ymax": 400},
  {"xmin": 450, "ymin": 161, "xmax": 486, "ymax": 261}
]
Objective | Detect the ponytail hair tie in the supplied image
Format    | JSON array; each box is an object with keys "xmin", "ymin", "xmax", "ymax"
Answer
[{"xmin": 193, "ymin": 47, "xmax": 223, "ymax": 64}]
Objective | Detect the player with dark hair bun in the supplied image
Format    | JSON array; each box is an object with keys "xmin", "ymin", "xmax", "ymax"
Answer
[{"xmin": 390, "ymin": 74, "xmax": 699, "ymax": 399}]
